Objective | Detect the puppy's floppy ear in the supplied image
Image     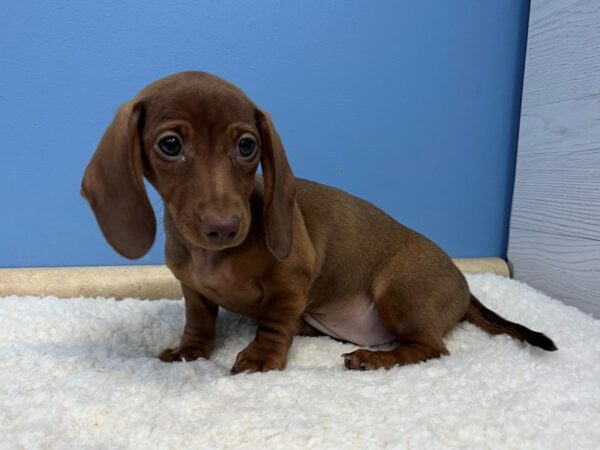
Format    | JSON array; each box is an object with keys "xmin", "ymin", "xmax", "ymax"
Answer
[
  {"xmin": 256, "ymin": 110, "xmax": 296, "ymax": 260},
  {"xmin": 81, "ymin": 101, "xmax": 156, "ymax": 259}
]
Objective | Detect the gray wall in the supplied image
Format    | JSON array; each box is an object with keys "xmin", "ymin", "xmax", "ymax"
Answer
[{"xmin": 508, "ymin": 0, "xmax": 600, "ymax": 317}]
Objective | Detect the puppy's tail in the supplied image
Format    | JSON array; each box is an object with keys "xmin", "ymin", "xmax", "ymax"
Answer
[{"xmin": 463, "ymin": 294, "xmax": 557, "ymax": 351}]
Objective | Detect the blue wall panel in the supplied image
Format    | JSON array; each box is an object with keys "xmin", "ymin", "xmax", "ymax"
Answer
[{"xmin": 0, "ymin": 1, "xmax": 529, "ymax": 267}]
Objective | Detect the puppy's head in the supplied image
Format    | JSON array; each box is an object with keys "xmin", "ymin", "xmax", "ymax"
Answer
[{"xmin": 82, "ymin": 71, "xmax": 295, "ymax": 260}]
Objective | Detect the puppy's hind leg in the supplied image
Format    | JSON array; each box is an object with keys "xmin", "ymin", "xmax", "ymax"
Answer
[
  {"xmin": 343, "ymin": 336, "xmax": 449, "ymax": 370},
  {"xmin": 342, "ymin": 271, "xmax": 466, "ymax": 370}
]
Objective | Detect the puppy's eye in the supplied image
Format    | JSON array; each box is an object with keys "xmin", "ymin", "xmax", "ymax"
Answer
[
  {"xmin": 237, "ymin": 136, "xmax": 257, "ymax": 159},
  {"xmin": 158, "ymin": 135, "xmax": 183, "ymax": 158}
]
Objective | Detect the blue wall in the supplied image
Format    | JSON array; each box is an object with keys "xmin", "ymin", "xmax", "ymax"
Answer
[{"xmin": 0, "ymin": 1, "xmax": 529, "ymax": 267}]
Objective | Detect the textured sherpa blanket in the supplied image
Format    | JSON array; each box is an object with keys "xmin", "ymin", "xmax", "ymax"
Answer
[{"xmin": 1, "ymin": 273, "xmax": 599, "ymax": 449}]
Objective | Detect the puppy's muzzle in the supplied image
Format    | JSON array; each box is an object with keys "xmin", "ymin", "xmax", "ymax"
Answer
[{"xmin": 200, "ymin": 215, "xmax": 241, "ymax": 246}]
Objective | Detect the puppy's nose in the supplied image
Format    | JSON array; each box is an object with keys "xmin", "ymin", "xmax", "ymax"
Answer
[{"xmin": 200, "ymin": 216, "xmax": 241, "ymax": 246}]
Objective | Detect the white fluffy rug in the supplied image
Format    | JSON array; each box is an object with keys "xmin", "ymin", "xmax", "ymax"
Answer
[{"xmin": 1, "ymin": 274, "xmax": 599, "ymax": 449}]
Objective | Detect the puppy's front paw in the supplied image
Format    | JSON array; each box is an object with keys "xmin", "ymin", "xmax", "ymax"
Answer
[
  {"xmin": 231, "ymin": 344, "xmax": 286, "ymax": 374},
  {"xmin": 158, "ymin": 346, "xmax": 207, "ymax": 363}
]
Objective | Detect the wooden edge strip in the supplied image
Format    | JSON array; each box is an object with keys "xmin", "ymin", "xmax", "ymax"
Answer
[{"xmin": 0, "ymin": 258, "xmax": 509, "ymax": 300}]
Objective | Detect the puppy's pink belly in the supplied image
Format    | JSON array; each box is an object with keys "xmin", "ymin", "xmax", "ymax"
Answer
[{"xmin": 303, "ymin": 296, "xmax": 396, "ymax": 346}]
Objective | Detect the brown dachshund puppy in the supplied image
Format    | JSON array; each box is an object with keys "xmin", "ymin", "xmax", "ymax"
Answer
[{"xmin": 82, "ymin": 71, "xmax": 556, "ymax": 373}]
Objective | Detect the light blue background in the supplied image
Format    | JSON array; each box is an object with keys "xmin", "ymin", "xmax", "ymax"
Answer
[{"xmin": 0, "ymin": 1, "xmax": 529, "ymax": 267}]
